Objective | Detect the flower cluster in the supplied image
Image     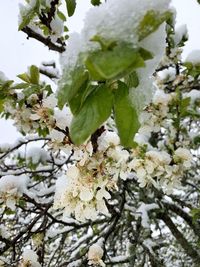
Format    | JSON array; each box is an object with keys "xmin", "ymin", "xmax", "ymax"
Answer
[
  {"xmin": 3, "ymin": 83, "xmax": 57, "ymax": 135},
  {"xmin": 0, "ymin": 175, "xmax": 29, "ymax": 210},
  {"xmin": 135, "ymin": 89, "xmax": 174, "ymax": 145},
  {"xmin": 130, "ymin": 147, "xmax": 192, "ymax": 193},
  {"xmin": 18, "ymin": 0, "xmax": 65, "ymax": 43},
  {"xmin": 54, "ymin": 131, "xmax": 130, "ymax": 221},
  {"xmin": 2, "ymin": 70, "xmax": 73, "ymax": 149}
]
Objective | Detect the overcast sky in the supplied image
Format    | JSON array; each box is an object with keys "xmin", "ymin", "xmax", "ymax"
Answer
[{"xmin": 0, "ymin": 0, "xmax": 200, "ymax": 143}]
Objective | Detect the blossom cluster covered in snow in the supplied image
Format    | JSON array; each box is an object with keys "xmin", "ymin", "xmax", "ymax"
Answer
[
  {"xmin": 1, "ymin": 0, "xmax": 196, "ymax": 221},
  {"xmin": 0, "ymin": 174, "xmax": 29, "ymax": 210},
  {"xmin": 19, "ymin": 249, "xmax": 41, "ymax": 267},
  {"xmin": 0, "ymin": 0, "xmax": 200, "ymax": 266},
  {"xmin": 54, "ymin": 131, "xmax": 129, "ymax": 221},
  {"xmin": 18, "ymin": 0, "xmax": 65, "ymax": 43}
]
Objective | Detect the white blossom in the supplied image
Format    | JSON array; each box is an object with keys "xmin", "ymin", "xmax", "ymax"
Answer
[
  {"xmin": 49, "ymin": 129, "xmax": 65, "ymax": 143},
  {"xmin": 174, "ymin": 148, "xmax": 192, "ymax": 168},
  {"xmin": 88, "ymin": 243, "xmax": 105, "ymax": 267},
  {"xmin": 42, "ymin": 95, "xmax": 57, "ymax": 109},
  {"xmin": 0, "ymin": 175, "xmax": 29, "ymax": 210},
  {"xmin": 20, "ymin": 249, "xmax": 41, "ymax": 267}
]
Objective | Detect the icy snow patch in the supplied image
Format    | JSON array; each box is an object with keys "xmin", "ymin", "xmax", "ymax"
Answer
[
  {"xmin": 137, "ymin": 203, "xmax": 159, "ymax": 228},
  {"xmin": 185, "ymin": 50, "xmax": 200, "ymax": 65},
  {"xmin": 60, "ymin": 0, "xmax": 170, "ymax": 72}
]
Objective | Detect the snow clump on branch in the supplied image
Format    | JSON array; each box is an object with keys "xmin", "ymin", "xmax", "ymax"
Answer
[{"xmin": 0, "ymin": 175, "xmax": 29, "ymax": 210}]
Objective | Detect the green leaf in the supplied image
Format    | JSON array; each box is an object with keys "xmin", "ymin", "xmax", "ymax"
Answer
[
  {"xmin": 65, "ymin": 0, "xmax": 76, "ymax": 17},
  {"xmin": 5, "ymin": 208, "xmax": 15, "ymax": 215},
  {"xmin": 57, "ymin": 10, "xmax": 67, "ymax": 21},
  {"xmin": 18, "ymin": 199, "xmax": 26, "ymax": 208},
  {"xmin": 191, "ymin": 208, "xmax": 200, "ymax": 221},
  {"xmin": 138, "ymin": 47, "xmax": 154, "ymax": 61},
  {"xmin": 138, "ymin": 10, "xmax": 171, "ymax": 41},
  {"xmin": 41, "ymin": 25, "xmax": 50, "ymax": 36},
  {"xmin": 180, "ymin": 97, "xmax": 191, "ymax": 116},
  {"xmin": 0, "ymin": 99, "xmax": 5, "ymax": 113},
  {"xmin": 37, "ymin": 126, "xmax": 49, "ymax": 137},
  {"xmin": 113, "ymin": 81, "xmax": 140, "ymax": 148},
  {"xmin": 90, "ymin": 35, "xmax": 117, "ymax": 51},
  {"xmin": 17, "ymin": 73, "xmax": 31, "ymax": 83},
  {"xmin": 11, "ymin": 83, "xmax": 30, "ymax": 89},
  {"xmin": 91, "ymin": 0, "xmax": 101, "ymax": 6},
  {"xmin": 1, "ymin": 80, "xmax": 14, "ymax": 90},
  {"xmin": 193, "ymin": 135, "xmax": 200, "ymax": 146},
  {"xmin": 69, "ymin": 84, "xmax": 95, "ymax": 115},
  {"xmin": 23, "ymin": 85, "xmax": 41, "ymax": 97},
  {"xmin": 85, "ymin": 43, "xmax": 145, "ymax": 80},
  {"xmin": 58, "ymin": 66, "xmax": 89, "ymax": 108},
  {"xmin": 125, "ymin": 71, "xmax": 139, "ymax": 88},
  {"xmin": 184, "ymin": 62, "xmax": 200, "ymax": 78},
  {"xmin": 18, "ymin": 0, "xmax": 40, "ymax": 30},
  {"xmin": 70, "ymin": 84, "xmax": 113, "ymax": 145},
  {"xmin": 29, "ymin": 65, "xmax": 40, "ymax": 84}
]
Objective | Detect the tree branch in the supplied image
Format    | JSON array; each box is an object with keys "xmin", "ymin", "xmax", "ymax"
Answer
[
  {"xmin": 22, "ymin": 26, "xmax": 66, "ymax": 53},
  {"xmin": 159, "ymin": 212, "xmax": 200, "ymax": 264}
]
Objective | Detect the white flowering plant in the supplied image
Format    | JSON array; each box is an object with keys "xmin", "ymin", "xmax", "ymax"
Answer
[{"xmin": 0, "ymin": 0, "xmax": 200, "ymax": 266}]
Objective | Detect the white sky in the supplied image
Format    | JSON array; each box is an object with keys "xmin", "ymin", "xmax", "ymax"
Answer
[{"xmin": 0, "ymin": 0, "xmax": 200, "ymax": 143}]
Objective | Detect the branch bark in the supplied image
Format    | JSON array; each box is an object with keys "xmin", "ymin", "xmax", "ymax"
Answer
[
  {"xmin": 22, "ymin": 26, "xmax": 65, "ymax": 53},
  {"xmin": 158, "ymin": 212, "xmax": 200, "ymax": 264}
]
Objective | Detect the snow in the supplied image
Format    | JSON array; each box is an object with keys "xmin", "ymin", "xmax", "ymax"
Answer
[
  {"xmin": 40, "ymin": 66, "xmax": 59, "ymax": 78},
  {"xmin": 130, "ymin": 23, "xmax": 167, "ymax": 112},
  {"xmin": 43, "ymin": 95, "xmax": 57, "ymax": 109},
  {"xmin": 50, "ymin": 15, "xmax": 64, "ymax": 42},
  {"xmin": 0, "ymin": 174, "xmax": 29, "ymax": 194},
  {"xmin": 37, "ymin": 185, "xmax": 55, "ymax": 197},
  {"xmin": 137, "ymin": 203, "xmax": 159, "ymax": 228},
  {"xmin": 54, "ymin": 106, "xmax": 72, "ymax": 130},
  {"xmin": 41, "ymin": 60, "xmax": 55, "ymax": 66},
  {"xmin": 82, "ymin": 0, "xmax": 170, "ymax": 47},
  {"xmin": 143, "ymin": 238, "xmax": 156, "ymax": 252},
  {"xmin": 183, "ymin": 89, "xmax": 200, "ymax": 104},
  {"xmin": 27, "ymin": 147, "xmax": 49, "ymax": 164},
  {"xmin": 59, "ymin": 0, "xmax": 171, "ymax": 106},
  {"xmin": 0, "ymin": 143, "xmax": 11, "ymax": 152},
  {"xmin": 153, "ymin": 89, "xmax": 172, "ymax": 105},
  {"xmin": 47, "ymin": 226, "xmax": 73, "ymax": 238},
  {"xmin": 22, "ymin": 249, "xmax": 41, "ymax": 267},
  {"xmin": 108, "ymin": 255, "xmax": 129, "ymax": 263},
  {"xmin": 0, "ymin": 71, "xmax": 8, "ymax": 82},
  {"xmin": 58, "ymin": 0, "xmax": 172, "ymax": 117},
  {"xmin": 185, "ymin": 49, "xmax": 200, "ymax": 65},
  {"xmin": 157, "ymin": 67, "xmax": 176, "ymax": 81},
  {"xmin": 59, "ymin": 32, "xmax": 82, "ymax": 71},
  {"xmin": 0, "ymin": 174, "xmax": 29, "ymax": 210},
  {"xmin": 67, "ymin": 260, "xmax": 82, "ymax": 267},
  {"xmin": 174, "ymin": 24, "xmax": 188, "ymax": 45},
  {"xmin": 49, "ymin": 129, "xmax": 65, "ymax": 143}
]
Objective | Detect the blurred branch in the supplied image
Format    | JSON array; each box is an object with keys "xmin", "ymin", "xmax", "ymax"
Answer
[{"xmin": 22, "ymin": 26, "xmax": 66, "ymax": 53}]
